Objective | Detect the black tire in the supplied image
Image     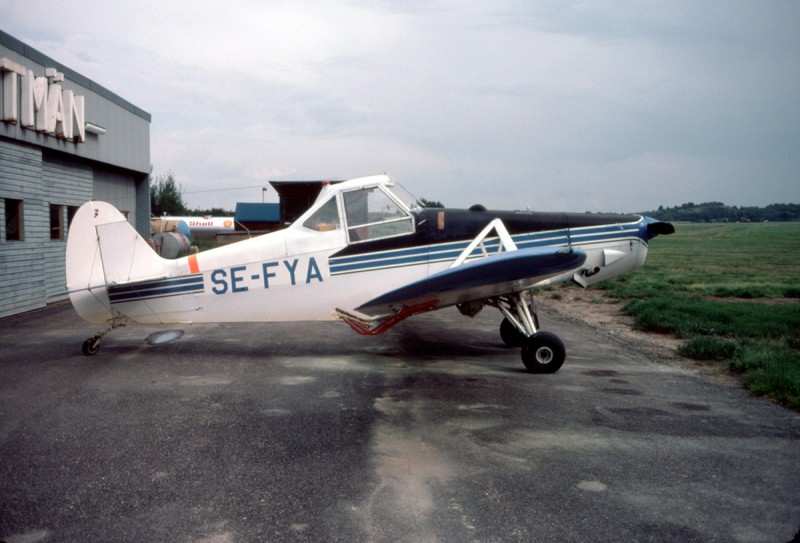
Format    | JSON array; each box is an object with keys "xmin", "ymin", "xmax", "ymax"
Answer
[
  {"xmin": 82, "ymin": 337, "xmax": 99, "ymax": 356},
  {"xmin": 500, "ymin": 317, "xmax": 526, "ymax": 347},
  {"xmin": 521, "ymin": 331, "xmax": 565, "ymax": 373}
]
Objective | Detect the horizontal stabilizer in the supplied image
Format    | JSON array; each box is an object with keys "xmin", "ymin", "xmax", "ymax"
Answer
[{"xmin": 356, "ymin": 246, "xmax": 586, "ymax": 318}]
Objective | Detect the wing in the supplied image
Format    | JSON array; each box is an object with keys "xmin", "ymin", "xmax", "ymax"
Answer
[{"xmin": 356, "ymin": 245, "xmax": 586, "ymax": 318}]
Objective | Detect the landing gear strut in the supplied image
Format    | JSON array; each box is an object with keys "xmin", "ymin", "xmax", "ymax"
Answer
[
  {"xmin": 81, "ymin": 320, "xmax": 126, "ymax": 356},
  {"xmin": 492, "ymin": 293, "xmax": 566, "ymax": 373}
]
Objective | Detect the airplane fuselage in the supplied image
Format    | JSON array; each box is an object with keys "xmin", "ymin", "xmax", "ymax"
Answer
[
  {"xmin": 66, "ymin": 175, "xmax": 674, "ymax": 368},
  {"xmin": 69, "ymin": 189, "xmax": 656, "ymax": 325}
]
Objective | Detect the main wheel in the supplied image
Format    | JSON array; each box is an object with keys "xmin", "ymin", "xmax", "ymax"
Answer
[
  {"xmin": 82, "ymin": 337, "xmax": 100, "ymax": 356},
  {"xmin": 521, "ymin": 331, "xmax": 565, "ymax": 373}
]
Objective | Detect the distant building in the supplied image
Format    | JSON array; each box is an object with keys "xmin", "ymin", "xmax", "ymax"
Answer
[
  {"xmin": 217, "ymin": 182, "xmax": 341, "ymax": 246},
  {"xmin": 234, "ymin": 202, "xmax": 281, "ymax": 232},
  {"xmin": 269, "ymin": 180, "xmax": 344, "ymax": 226},
  {"xmin": 1, "ymin": 31, "xmax": 150, "ymax": 318}
]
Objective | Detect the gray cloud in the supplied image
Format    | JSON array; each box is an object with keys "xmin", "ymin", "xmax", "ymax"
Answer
[{"xmin": 3, "ymin": 0, "xmax": 798, "ymax": 212}]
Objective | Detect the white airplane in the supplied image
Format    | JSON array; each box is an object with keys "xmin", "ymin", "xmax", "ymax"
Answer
[{"xmin": 66, "ymin": 174, "xmax": 674, "ymax": 372}]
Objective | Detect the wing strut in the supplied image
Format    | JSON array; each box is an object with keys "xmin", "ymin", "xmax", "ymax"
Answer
[
  {"xmin": 449, "ymin": 218, "xmax": 518, "ymax": 268},
  {"xmin": 337, "ymin": 219, "xmax": 563, "ymax": 336}
]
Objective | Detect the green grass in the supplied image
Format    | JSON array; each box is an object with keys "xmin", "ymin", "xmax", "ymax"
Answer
[
  {"xmin": 677, "ymin": 336, "xmax": 740, "ymax": 361},
  {"xmin": 599, "ymin": 223, "xmax": 800, "ymax": 299},
  {"xmin": 622, "ymin": 297, "xmax": 800, "ymax": 339},
  {"xmin": 586, "ymin": 223, "xmax": 800, "ymax": 410}
]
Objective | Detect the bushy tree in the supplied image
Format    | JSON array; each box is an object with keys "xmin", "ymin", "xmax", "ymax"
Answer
[
  {"xmin": 419, "ymin": 197, "xmax": 444, "ymax": 208},
  {"xmin": 150, "ymin": 172, "xmax": 188, "ymax": 216}
]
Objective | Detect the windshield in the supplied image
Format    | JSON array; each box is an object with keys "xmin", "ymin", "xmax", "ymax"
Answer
[
  {"xmin": 385, "ymin": 182, "xmax": 421, "ymax": 210},
  {"xmin": 343, "ymin": 186, "xmax": 415, "ymax": 243}
]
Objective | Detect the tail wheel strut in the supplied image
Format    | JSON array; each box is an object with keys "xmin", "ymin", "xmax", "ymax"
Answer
[{"xmin": 81, "ymin": 320, "xmax": 126, "ymax": 356}]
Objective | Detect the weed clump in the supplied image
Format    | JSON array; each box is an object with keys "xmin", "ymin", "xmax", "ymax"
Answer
[
  {"xmin": 676, "ymin": 337, "xmax": 800, "ymax": 409},
  {"xmin": 785, "ymin": 287, "xmax": 800, "ymax": 299},
  {"xmin": 730, "ymin": 344, "xmax": 800, "ymax": 410},
  {"xmin": 677, "ymin": 336, "xmax": 739, "ymax": 361}
]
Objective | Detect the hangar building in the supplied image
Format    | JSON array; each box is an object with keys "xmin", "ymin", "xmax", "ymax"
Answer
[{"xmin": 0, "ymin": 30, "xmax": 150, "ymax": 318}]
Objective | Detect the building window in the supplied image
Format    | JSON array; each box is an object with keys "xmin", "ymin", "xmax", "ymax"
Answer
[
  {"xmin": 4, "ymin": 199, "xmax": 23, "ymax": 241},
  {"xmin": 50, "ymin": 204, "xmax": 64, "ymax": 240},
  {"xmin": 67, "ymin": 205, "xmax": 79, "ymax": 230}
]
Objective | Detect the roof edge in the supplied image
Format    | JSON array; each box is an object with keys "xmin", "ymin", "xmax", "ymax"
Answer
[{"xmin": 0, "ymin": 29, "xmax": 151, "ymax": 123}]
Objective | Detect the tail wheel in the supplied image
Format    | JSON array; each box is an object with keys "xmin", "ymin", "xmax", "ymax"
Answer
[
  {"xmin": 82, "ymin": 337, "xmax": 100, "ymax": 356},
  {"xmin": 521, "ymin": 332, "xmax": 565, "ymax": 373}
]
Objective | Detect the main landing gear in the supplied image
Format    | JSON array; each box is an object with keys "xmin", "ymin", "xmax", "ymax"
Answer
[{"xmin": 492, "ymin": 293, "xmax": 566, "ymax": 373}]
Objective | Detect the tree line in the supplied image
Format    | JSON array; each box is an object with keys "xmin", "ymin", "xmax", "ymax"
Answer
[
  {"xmin": 640, "ymin": 201, "xmax": 800, "ymax": 222},
  {"xmin": 152, "ymin": 171, "xmax": 797, "ymax": 223},
  {"xmin": 150, "ymin": 172, "xmax": 232, "ymax": 217}
]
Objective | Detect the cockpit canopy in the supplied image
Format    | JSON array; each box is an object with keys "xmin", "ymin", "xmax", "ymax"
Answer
[{"xmin": 300, "ymin": 176, "xmax": 419, "ymax": 243}]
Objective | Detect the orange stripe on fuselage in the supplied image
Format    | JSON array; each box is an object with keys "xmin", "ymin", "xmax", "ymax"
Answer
[{"xmin": 188, "ymin": 254, "xmax": 200, "ymax": 274}]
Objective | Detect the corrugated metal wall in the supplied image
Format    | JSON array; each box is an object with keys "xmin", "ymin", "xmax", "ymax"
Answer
[
  {"xmin": 0, "ymin": 141, "xmax": 96, "ymax": 317},
  {"xmin": 42, "ymin": 154, "xmax": 93, "ymax": 302},
  {"xmin": 0, "ymin": 140, "xmax": 45, "ymax": 316}
]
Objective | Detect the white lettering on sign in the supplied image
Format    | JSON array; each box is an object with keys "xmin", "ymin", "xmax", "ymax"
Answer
[{"xmin": 1, "ymin": 57, "xmax": 86, "ymax": 143}]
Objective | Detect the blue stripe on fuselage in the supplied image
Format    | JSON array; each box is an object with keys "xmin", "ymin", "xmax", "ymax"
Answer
[
  {"xmin": 108, "ymin": 275, "xmax": 204, "ymax": 303},
  {"xmin": 329, "ymin": 221, "xmax": 643, "ymax": 276}
]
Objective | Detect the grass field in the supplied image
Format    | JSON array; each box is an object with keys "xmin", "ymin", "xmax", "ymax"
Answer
[{"xmin": 589, "ymin": 223, "xmax": 800, "ymax": 410}]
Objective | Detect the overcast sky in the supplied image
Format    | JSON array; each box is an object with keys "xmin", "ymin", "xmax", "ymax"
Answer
[{"xmin": 3, "ymin": 0, "xmax": 798, "ymax": 213}]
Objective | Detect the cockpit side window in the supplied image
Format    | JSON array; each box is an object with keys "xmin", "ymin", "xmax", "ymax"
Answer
[
  {"xmin": 302, "ymin": 196, "xmax": 341, "ymax": 232},
  {"xmin": 343, "ymin": 187, "xmax": 414, "ymax": 243}
]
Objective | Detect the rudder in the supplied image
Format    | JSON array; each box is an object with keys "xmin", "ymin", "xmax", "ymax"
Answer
[{"xmin": 66, "ymin": 201, "xmax": 167, "ymax": 324}]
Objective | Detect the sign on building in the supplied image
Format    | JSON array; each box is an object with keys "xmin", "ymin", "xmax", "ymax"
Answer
[{"xmin": 1, "ymin": 57, "xmax": 86, "ymax": 142}]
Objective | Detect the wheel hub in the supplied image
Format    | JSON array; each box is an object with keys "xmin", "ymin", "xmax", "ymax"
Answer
[{"xmin": 534, "ymin": 346, "xmax": 554, "ymax": 365}]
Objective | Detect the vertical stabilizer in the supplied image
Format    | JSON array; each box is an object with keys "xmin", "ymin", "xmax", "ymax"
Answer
[{"xmin": 66, "ymin": 201, "xmax": 167, "ymax": 324}]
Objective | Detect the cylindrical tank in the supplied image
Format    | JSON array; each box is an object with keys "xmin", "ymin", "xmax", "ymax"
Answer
[{"xmin": 152, "ymin": 231, "xmax": 192, "ymax": 259}]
